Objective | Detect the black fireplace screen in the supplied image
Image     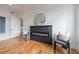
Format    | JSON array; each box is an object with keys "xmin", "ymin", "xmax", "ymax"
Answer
[{"xmin": 31, "ymin": 32, "xmax": 49, "ymax": 38}]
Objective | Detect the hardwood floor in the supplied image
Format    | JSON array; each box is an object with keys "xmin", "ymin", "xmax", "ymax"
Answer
[{"xmin": 0, "ymin": 38, "xmax": 78, "ymax": 54}]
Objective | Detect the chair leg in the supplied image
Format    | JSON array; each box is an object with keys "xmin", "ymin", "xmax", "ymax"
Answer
[
  {"xmin": 68, "ymin": 44, "xmax": 70, "ymax": 54},
  {"xmin": 54, "ymin": 42, "xmax": 56, "ymax": 54},
  {"xmin": 67, "ymin": 42, "xmax": 70, "ymax": 54},
  {"xmin": 24, "ymin": 34, "xmax": 27, "ymax": 40}
]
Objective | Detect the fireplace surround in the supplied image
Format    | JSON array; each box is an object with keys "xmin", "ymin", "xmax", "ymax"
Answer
[{"xmin": 30, "ymin": 25, "xmax": 52, "ymax": 44}]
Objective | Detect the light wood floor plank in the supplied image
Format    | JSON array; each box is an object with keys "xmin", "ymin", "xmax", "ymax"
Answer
[{"xmin": 0, "ymin": 38, "xmax": 78, "ymax": 54}]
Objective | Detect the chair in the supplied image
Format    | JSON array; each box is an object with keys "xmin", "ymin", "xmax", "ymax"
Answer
[
  {"xmin": 23, "ymin": 30, "xmax": 28, "ymax": 40},
  {"xmin": 54, "ymin": 32, "xmax": 71, "ymax": 54},
  {"xmin": 19, "ymin": 30, "xmax": 28, "ymax": 40}
]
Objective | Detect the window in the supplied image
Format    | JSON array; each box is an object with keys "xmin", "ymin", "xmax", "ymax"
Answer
[{"xmin": 0, "ymin": 16, "xmax": 5, "ymax": 33}]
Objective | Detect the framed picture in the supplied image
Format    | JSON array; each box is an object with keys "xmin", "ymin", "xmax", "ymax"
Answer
[{"xmin": 0, "ymin": 16, "xmax": 5, "ymax": 33}]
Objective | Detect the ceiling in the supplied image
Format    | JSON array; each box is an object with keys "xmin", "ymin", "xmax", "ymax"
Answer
[
  {"xmin": 0, "ymin": 4, "xmax": 65, "ymax": 16},
  {"xmin": 0, "ymin": 4, "xmax": 42, "ymax": 12},
  {"xmin": 0, "ymin": 4, "xmax": 38, "ymax": 13},
  {"xmin": 0, "ymin": 4, "xmax": 62, "ymax": 13}
]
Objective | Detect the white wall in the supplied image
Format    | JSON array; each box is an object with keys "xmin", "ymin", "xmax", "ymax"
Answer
[
  {"xmin": 21, "ymin": 5, "xmax": 78, "ymax": 50},
  {"xmin": 0, "ymin": 6, "xmax": 20, "ymax": 41},
  {"xmin": 77, "ymin": 5, "xmax": 79, "ymax": 51},
  {"xmin": 64, "ymin": 5, "xmax": 78, "ymax": 50},
  {"xmin": 22, "ymin": 5, "xmax": 67, "ymax": 34}
]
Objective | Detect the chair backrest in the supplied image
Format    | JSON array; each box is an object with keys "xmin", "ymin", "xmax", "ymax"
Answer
[
  {"xmin": 23, "ymin": 30, "xmax": 28, "ymax": 34},
  {"xmin": 64, "ymin": 32, "xmax": 71, "ymax": 41},
  {"xmin": 56, "ymin": 32, "xmax": 71, "ymax": 41}
]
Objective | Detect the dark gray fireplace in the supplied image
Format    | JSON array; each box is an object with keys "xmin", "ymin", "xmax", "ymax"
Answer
[{"xmin": 30, "ymin": 25, "xmax": 52, "ymax": 44}]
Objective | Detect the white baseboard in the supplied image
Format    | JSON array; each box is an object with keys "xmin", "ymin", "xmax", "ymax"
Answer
[{"xmin": 0, "ymin": 35, "xmax": 19, "ymax": 41}]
